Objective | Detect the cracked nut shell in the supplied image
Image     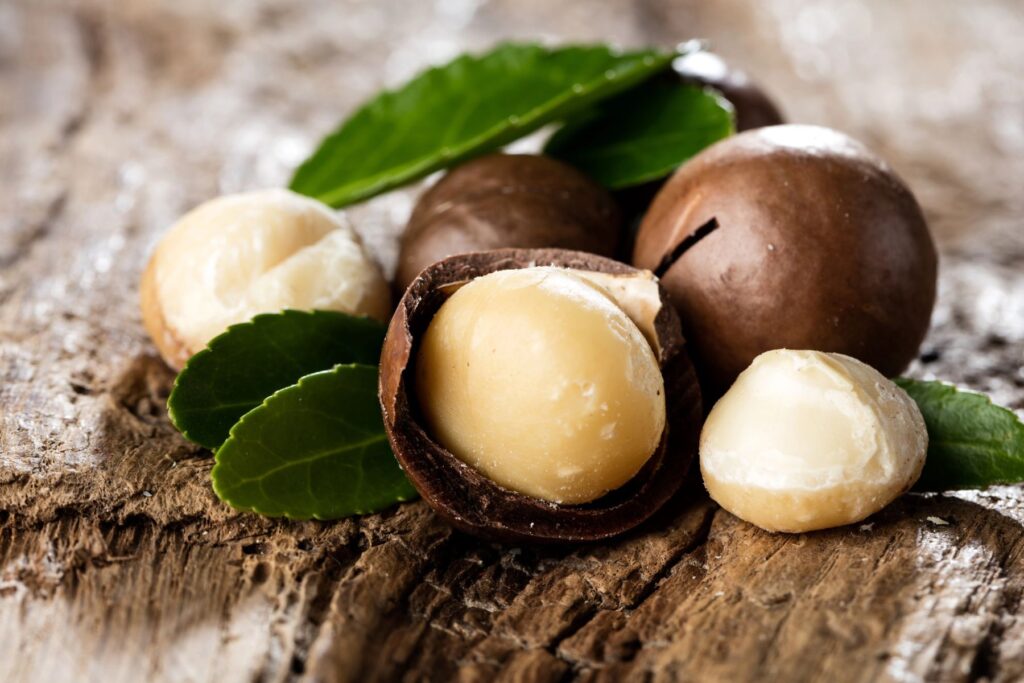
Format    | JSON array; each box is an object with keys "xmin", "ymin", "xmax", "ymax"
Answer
[
  {"xmin": 379, "ymin": 248, "xmax": 702, "ymax": 543},
  {"xmin": 633, "ymin": 125, "xmax": 938, "ymax": 399},
  {"xmin": 394, "ymin": 154, "xmax": 622, "ymax": 293}
]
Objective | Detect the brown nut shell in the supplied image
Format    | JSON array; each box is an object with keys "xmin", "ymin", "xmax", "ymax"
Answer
[
  {"xmin": 394, "ymin": 155, "xmax": 622, "ymax": 293},
  {"xmin": 633, "ymin": 125, "xmax": 938, "ymax": 399},
  {"xmin": 380, "ymin": 248, "xmax": 702, "ymax": 543}
]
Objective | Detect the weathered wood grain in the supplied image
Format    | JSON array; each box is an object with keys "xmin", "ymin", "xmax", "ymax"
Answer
[{"xmin": 2, "ymin": 1, "xmax": 1023, "ymax": 681}]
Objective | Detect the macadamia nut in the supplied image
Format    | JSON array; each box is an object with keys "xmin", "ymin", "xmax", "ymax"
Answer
[
  {"xmin": 700, "ymin": 349, "xmax": 927, "ymax": 533},
  {"xmin": 414, "ymin": 267, "xmax": 666, "ymax": 505},
  {"xmin": 141, "ymin": 189, "xmax": 390, "ymax": 369},
  {"xmin": 396, "ymin": 154, "xmax": 622, "ymax": 292},
  {"xmin": 633, "ymin": 125, "xmax": 937, "ymax": 400}
]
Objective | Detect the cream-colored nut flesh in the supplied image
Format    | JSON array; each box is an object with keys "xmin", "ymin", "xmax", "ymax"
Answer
[
  {"xmin": 700, "ymin": 349, "xmax": 927, "ymax": 533},
  {"xmin": 140, "ymin": 188, "xmax": 391, "ymax": 369},
  {"xmin": 415, "ymin": 267, "xmax": 667, "ymax": 505}
]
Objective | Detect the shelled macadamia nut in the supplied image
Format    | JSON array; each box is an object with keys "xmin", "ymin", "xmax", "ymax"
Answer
[
  {"xmin": 395, "ymin": 154, "xmax": 622, "ymax": 292},
  {"xmin": 415, "ymin": 267, "xmax": 665, "ymax": 505},
  {"xmin": 141, "ymin": 188, "xmax": 390, "ymax": 369},
  {"xmin": 700, "ymin": 349, "xmax": 928, "ymax": 533},
  {"xmin": 380, "ymin": 248, "xmax": 703, "ymax": 543},
  {"xmin": 633, "ymin": 125, "xmax": 938, "ymax": 399}
]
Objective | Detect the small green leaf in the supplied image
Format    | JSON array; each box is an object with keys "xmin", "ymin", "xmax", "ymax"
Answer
[
  {"xmin": 290, "ymin": 42, "xmax": 675, "ymax": 207},
  {"xmin": 545, "ymin": 79, "xmax": 735, "ymax": 188},
  {"xmin": 896, "ymin": 378, "xmax": 1024, "ymax": 490},
  {"xmin": 212, "ymin": 364, "xmax": 416, "ymax": 520},
  {"xmin": 169, "ymin": 310, "xmax": 385, "ymax": 449}
]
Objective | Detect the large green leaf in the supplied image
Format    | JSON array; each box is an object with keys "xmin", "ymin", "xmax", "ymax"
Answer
[
  {"xmin": 168, "ymin": 310, "xmax": 385, "ymax": 449},
  {"xmin": 212, "ymin": 364, "xmax": 416, "ymax": 520},
  {"xmin": 290, "ymin": 43, "xmax": 675, "ymax": 207},
  {"xmin": 897, "ymin": 378, "xmax": 1024, "ymax": 491},
  {"xmin": 545, "ymin": 79, "xmax": 735, "ymax": 188}
]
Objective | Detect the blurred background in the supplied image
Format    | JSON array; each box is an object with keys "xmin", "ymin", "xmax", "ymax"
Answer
[
  {"xmin": 7, "ymin": 1, "xmax": 1023, "ymax": 237},
  {"xmin": 5, "ymin": 0, "xmax": 1023, "ymax": 246}
]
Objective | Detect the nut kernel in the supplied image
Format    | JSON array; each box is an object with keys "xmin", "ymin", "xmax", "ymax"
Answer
[
  {"xmin": 140, "ymin": 188, "xmax": 390, "ymax": 369},
  {"xmin": 414, "ymin": 266, "xmax": 666, "ymax": 504},
  {"xmin": 700, "ymin": 349, "xmax": 927, "ymax": 533}
]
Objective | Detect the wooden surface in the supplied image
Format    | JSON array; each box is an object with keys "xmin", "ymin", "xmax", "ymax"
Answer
[{"xmin": 2, "ymin": 1, "xmax": 1024, "ymax": 681}]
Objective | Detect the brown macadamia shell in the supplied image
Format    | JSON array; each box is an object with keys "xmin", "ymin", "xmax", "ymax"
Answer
[
  {"xmin": 395, "ymin": 155, "xmax": 622, "ymax": 293},
  {"xmin": 633, "ymin": 125, "xmax": 938, "ymax": 399},
  {"xmin": 379, "ymin": 248, "xmax": 702, "ymax": 543}
]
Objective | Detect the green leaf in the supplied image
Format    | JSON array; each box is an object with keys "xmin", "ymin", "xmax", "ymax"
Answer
[
  {"xmin": 290, "ymin": 42, "xmax": 675, "ymax": 207},
  {"xmin": 212, "ymin": 364, "xmax": 416, "ymax": 520},
  {"xmin": 169, "ymin": 310, "xmax": 385, "ymax": 449},
  {"xmin": 545, "ymin": 79, "xmax": 735, "ymax": 188},
  {"xmin": 896, "ymin": 378, "xmax": 1024, "ymax": 490}
]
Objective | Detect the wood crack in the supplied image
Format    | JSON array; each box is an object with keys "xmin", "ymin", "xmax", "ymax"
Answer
[
  {"xmin": 65, "ymin": 8, "xmax": 110, "ymax": 144},
  {"xmin": 550, "ymin": 502, "xmax": 719, "ymax": 674},
  {"xmin": 0, "ymin": 192, "xmax": 66, "ymax": 269}
]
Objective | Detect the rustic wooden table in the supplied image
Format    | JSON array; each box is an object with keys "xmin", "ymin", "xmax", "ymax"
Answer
[{"xmin": 2, "ymin": 1, "xmax": 1024, "ymax": 681}]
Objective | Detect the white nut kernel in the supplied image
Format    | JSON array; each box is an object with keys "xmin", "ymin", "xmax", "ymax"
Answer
[
  {"xmin": 140, "ymin": 189, "xmax": 390, "ymax": 369},
  {"xmin": 415, "ymin": 267, "xmax": 666, "ymax": 505},
  {"xmin": 700, "ymin": 349, "xmax": 927, "ymax": 533}
]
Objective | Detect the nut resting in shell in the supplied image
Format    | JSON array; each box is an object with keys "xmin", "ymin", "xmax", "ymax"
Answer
[
  {"xmin": 395, "ymin": 154, "xmax": 622, "ymax": 293},
  {"xmin": 700, "ymin": 349, "xmax": 928, "ymax": 533},
  {"xmin": 379, "ymin": 248, "xmax": 703, "ymax": 543},
  {"xmin": 140, "ymin": 188, "xmax": 391, "ymax": 369}
]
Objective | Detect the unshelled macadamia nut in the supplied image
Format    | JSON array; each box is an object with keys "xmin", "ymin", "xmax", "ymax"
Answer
[
  {"xmin": 700, "ymin": 349, "xmax": 927, "ymax": 533},
  {"xmin": 396, "ymin": 154, "xmax": 622, "ymax": 292},
  {"xmin": 414, "ymin": 267, "xmax": 666, "ymax": 505},
  {"xmin": 634, "ymin": 125, "xmax": 937, "ymax": 399},
  {"xmin": 141, "ymin": 188, "xmax": 390, "ymax": 369},
  {"xmin": 380, "ymin": 248, "xmax": 702, "ymax": 543}
]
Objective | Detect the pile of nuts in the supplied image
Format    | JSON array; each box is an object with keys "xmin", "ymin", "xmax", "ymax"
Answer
[{"xmin": 143, "ymin": 56, "xmax": 937, "ymax": 540}]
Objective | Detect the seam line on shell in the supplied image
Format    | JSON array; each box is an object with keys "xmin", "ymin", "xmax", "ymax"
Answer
[{"xmin": 654, "ymin": 217, "xmax": 719, "ymax": 278}]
